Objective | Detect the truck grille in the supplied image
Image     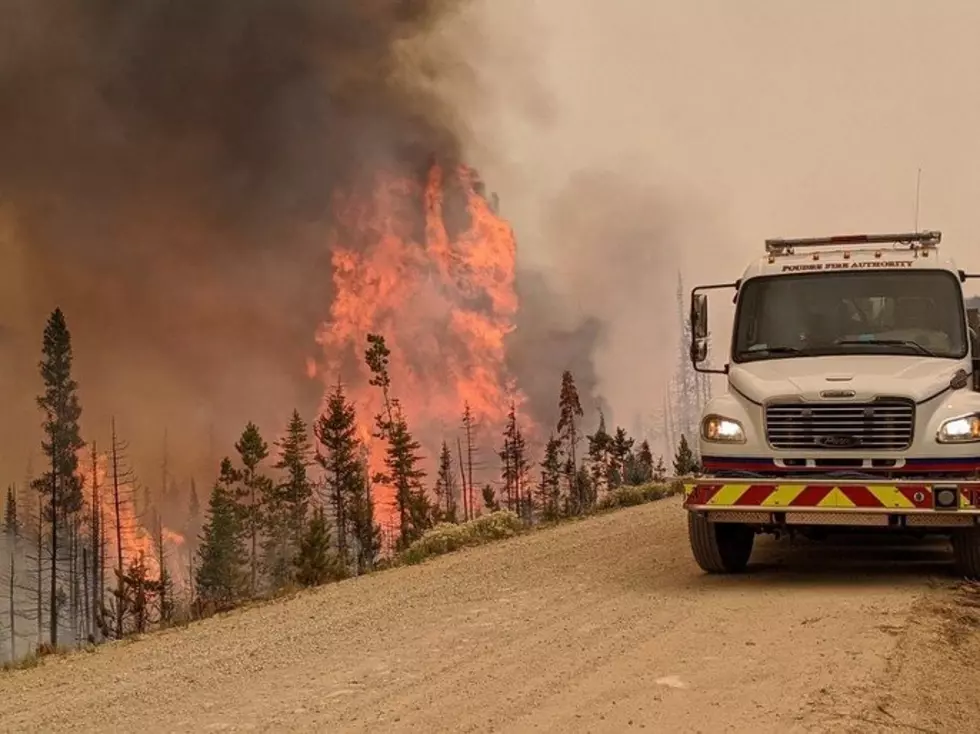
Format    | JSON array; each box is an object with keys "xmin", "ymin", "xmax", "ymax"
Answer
[{"xmin": 764, "ymin": 398, "xmax": 915, "ymax": 451}]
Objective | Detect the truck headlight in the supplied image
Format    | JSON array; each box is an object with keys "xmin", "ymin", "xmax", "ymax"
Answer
[
  {"xmin": 701, "ymin": 414, "xmax": 746, "ymax": 443},
  {"xmin": 937, "ymin": 414, "xmax": 980, "ymax": 443}
]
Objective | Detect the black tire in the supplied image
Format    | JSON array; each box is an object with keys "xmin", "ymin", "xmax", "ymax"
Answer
[
  {"xmin": 688, "ymin": 512, "xmax": 754, "ymax": 573},
  {"xmin": 951, "ymin": 527, "xmax": 980, "ymax": 579}
]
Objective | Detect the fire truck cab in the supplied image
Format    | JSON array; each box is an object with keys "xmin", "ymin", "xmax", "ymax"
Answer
[{"xmin": 684, "ymin": 230, "xmax": 980, "ymax": 576}]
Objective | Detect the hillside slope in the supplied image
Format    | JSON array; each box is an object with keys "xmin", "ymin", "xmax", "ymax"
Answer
[{"xmin": 1, "ymin": 497, "xmax": 978, "ymax": 733}]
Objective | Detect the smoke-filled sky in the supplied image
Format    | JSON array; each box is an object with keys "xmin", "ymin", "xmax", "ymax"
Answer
[
  {"xmin": 0, "ymin": 0, "xmax": 476, "ymax": 483},
  {"xmin": 452, "ymin": 0, "xmax": 980, "ymax": 434},
  {"xmin": 4, "ymin": 0, "xmax": 980, "ymax": 488}
]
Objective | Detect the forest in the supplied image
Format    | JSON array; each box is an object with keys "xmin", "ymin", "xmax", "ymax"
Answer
[{"xmin": 1, "ymin": 307, "xmax": 700, "ymax": 667}]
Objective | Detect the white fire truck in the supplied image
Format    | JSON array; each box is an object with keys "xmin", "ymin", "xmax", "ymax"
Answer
[{"xmin": 685, "ymin": 231, "xmax": 980, "ymax": 576}]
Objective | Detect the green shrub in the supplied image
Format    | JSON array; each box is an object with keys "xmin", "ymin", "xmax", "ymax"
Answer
[
  {"xmin": 598, "ymin": 482, "xmax": 672, "ymax": 510},
  {"xmin": 400, "ymin": 510, "xmax": 525, "ymax": 565},
  {"xmin": 667, "ymin": 477, "xmax": 686, "ymax": 496}
]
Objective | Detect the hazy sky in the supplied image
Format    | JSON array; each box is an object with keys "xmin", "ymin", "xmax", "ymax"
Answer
[
  {"xmin": 447, "ymin": 0, "xmax": 980, "ymax": 426},
  {"xmin": 5, "ymin": 1, "xmax": 980, "ymax": 485},
  {"xmin": 469, "ymin": 0, "xmax": 980, "ymax": 276}
]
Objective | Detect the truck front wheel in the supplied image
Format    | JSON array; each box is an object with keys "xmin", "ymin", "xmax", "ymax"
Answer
[
  {"xmin": 951, "ymin": 527, "xmax": 980, "ymax": 579},
  {"xmin": 688, "ymin": 513, "xmax": 754, "ymax": 573}
]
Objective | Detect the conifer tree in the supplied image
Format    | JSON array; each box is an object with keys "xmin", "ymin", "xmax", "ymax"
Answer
[
  {"xmin": 382, "ymin": 404, "xmax": 431, "ymax": 549},
  {"xmin": 635, "ymin": 440, "xmax": 656, "ymax": 483},
  {"xmin": 34, "ymin": 307, "xmax": 85, "ymax": 646},
  {"xmin": 498, "ymin": 401, "xmax": 530, "ymax": 517},
  {"xmin": 460, "ymin": 402, "xmax": 477, "ymax": 520},
  {"xmin": 482, "ymin": 484, "xmax": 500, "ymax": 513},
  {"xmin": 673, "ymin": 434, "xmax": 699, "ymax": 476},
  {"xmin": 536, "ymin": 436, "xmax": 563, "ymax": 521},
  {"xmin": 653, "ymin": 454, "xmax": 667, "ymax": 483},
  {"xmin": 365, "ymin": 334, "xmax": 430, "ymax": 548},
  {"xmin": 315, "ymin": 385, "xmax": 360, "ymax": 569},
  {"xmin": 434, "ymin": 441, "xmax": 458, "ymax": 523},
  {"xmin": 295, "ymin": 507, "xmax": 341, "ymax": 587},
  {"xmin": 556, "ymin": 370, "xmax": 584, "ymax": 514},
  {"xmin": 268, "ymin": 410, "xmax": 314, "ymax": 587},
  {"xmin": 609, "ymin": 428, "xmax": 634, "ymax": 489},
  {"xmin": 195, "ymin": 482, "xmax": 247, "ymax": 610},
  {"xmin": 577, "ymin": 465, "xmax": 595, "ymax": 510},
  {"xmin": 348, "ymin": 460, "xmax": 382, "ymax": 573},
  {"xmin": 114, "ymin": 552, "xmax": 156, "ymax": 635},
  {"xmin": 587, "ymin": 412, "xmax": 613, "ymax": 495},
  {"xmin": 4, "ymin": 486, "xmax": 18, "ymax": 537},
  {"xmin": 153, "ymin": 519, "xmax": 175, "ymax": 627},
  {"xmin": 220, "ymin": 423, "xmax": 272, "ymax": 596},
  {"xmin": 5, "ymin": 485, "xmax": 19, "ymax": 660}
]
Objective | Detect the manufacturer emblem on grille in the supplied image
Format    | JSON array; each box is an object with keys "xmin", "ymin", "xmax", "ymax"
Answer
[
  {"xmin": 820, "ymin": 390, "xmax": 856, "ymax": 399},
  {"xmin": 815, "ymin": 435, "xmax": 862, "ymax": 448}
]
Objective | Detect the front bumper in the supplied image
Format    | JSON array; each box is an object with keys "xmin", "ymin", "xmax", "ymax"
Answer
[{"xmin": 684, "ymin": 477, "xmax": 980, "ymax": 527}]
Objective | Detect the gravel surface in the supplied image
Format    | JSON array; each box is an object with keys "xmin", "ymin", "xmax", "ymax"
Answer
[{"xmin": 0, "ymin": 496, "xmax": 977, "ymax": 733}]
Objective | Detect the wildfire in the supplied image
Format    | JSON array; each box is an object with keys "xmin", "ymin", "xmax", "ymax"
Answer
[
  {"xmin": 311, "ymin": 161, "xmax": 528, "ymax": 522},
  {"xmin": 77, "ymin": 452, "xmax": 187, "ymax": 589}
]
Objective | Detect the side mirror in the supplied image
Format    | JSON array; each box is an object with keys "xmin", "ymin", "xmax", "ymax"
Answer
[
  {"xmin": 690, "ymin": 338, "xmax": 708, "ymax": 364},
  {"xmin": 969, "ymin": 308, "xmax": 980, "ymax": 391},
  {"xmin": 688, "ymin": 281, "xmax": 737, "ymax": 375},
  {"xmin": 691, "ymin": 293, "xmax": 709, "ymax": 340}
]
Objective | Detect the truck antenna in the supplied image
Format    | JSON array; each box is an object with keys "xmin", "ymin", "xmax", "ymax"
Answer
[{"xmin": 913, "ymin": 167, "xmax": 922, "ymax": 232}]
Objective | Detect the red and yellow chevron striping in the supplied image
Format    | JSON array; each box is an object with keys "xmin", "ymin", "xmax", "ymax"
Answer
[{"xmin": 684, "ymin": 481, "xmax": 980, "ymax": 510}]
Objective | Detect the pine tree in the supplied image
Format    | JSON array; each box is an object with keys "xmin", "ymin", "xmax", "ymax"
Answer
[
  {"xmin": 86, "ymin": 444, "xmax": 103, "ymax": 642},
  {"xmin": 557, "ymin": 371, "xmax": 584, "ymax": 514},
  {"xmin": 365, "ymin": 334, "xmax": 430, "ymax": 548},
  {"xmin": 5, "ymin": 485, "xmax": 19, "ymax": 661},
  {"xmin": 314, "ymin": 385, "xmax": 361, "ymax": 569},
  {"xmin": 269, "ymin": 410, "xmax": 314, "ymax": 587},
  {"xmin": 34, "ymin": 307, "xmax": 85, "ymax": 646},
  {"xmin": 4, "ymin": 486, "xmax": 18, "ymax": 536},
  {"xmin": 624, "ymin": 439, "xmax": 654, "ymax": 486},
  {"xmin": 577, "ymin": 465, "xmax": 595, "ymax": 509},
  {"xmin": 587, "ymin": 412, "xmax": 613, "ymax": 497},
  {"xmin": 186, "ymin": 478, "xmax": 201, "ymax": 596},
  {"xmin": 482, "ymin": 484, "xmax": 500, "ymax": 513},
  {"xmin": 498, "ymin": 402, "xmax": 530, "ymax": 520},
  {"xmin": 636, "ymin": 441, "xmax": 656, "ymax": 482},
  {"xmin": 113, "ymin": 552, "xmax": 156, "ymax": 635},
  {"xmin": 536, "ymin": 435, "xmax": 563, "ymax": 521},
  {"xmin": 195, "ymin": 482, "xmax": 247, "ymax": 610},
  {"xmin": 382, "ymin": 403, "xmax": 432, "ymax": 549},
  {"xmin": 434, "ymin": 441, "xmax": 458, "ymax": 523},
  {"xmin": 348, "ymin": 461, "xmax": 382, "ymax": 573},
  {"xmin": 461, "ymin": 402, "xmax": 477, "ymax": 521},
  {"xmin": 653, "ymin": 455, "xmax": 667, "ymax": 482},
  {"xmin": 609, "ymin": 428, "xmax": 634, "ymax": 489},
  {"xmin": 154, "ymin": 519, "xmax": 174, "ymax": 627},
  {"xmin": 673, "ymin": 434, "xmax": 699, "ymax": 476},
  {"xmin": 220, "ymin": 423, "xmax": 272, "ymax": 596},
  {"xmin": 294, "ymin": 507, "xmax": 341, "ymax": 587}
]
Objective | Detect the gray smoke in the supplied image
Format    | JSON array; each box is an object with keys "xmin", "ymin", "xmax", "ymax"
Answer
[{"xmin": 0, "ymin": 0, "xmax": 505, "ymax": 484}]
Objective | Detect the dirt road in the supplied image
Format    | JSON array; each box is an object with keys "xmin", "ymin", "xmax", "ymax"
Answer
[{"xmin": 1, "ymin": 496, "xmax": 978, "ymax": 733}]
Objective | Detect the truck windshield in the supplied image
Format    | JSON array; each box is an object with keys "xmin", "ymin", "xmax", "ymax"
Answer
[{"xmin": 732, "ymin": 270, "xmax": 968, "ymax": 362}]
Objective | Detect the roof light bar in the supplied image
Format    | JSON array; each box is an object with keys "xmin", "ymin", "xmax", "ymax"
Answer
[{"xmin": 765, "ymin": 230, "xmax": 941, "ymax": 254}]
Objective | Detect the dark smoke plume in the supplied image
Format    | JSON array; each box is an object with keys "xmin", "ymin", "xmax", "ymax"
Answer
[
  {"xmin": 0, "ymin": 0, "xmax": 600, "ymax": 488},
  {"xmin": 0, "ymin": 0, "xmax": 474, "ymax": 480}
]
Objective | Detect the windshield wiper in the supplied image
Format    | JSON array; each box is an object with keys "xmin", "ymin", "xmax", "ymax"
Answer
[
  {"xmin": 741, "ymin": 346, "xmax": 804, "ymax": 358},
  {"xmin": 834, "ymin": 338, "xmax": 937, "ymax": 357}
]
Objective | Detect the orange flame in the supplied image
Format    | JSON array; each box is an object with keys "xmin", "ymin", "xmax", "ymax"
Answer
[
  {"xmin": 312, "ymin": 162, "xmax": 529, "ymax": 523},
  {"xmin": 77, "ymin": 452, "xmax": 187, "ymax": 590}
]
